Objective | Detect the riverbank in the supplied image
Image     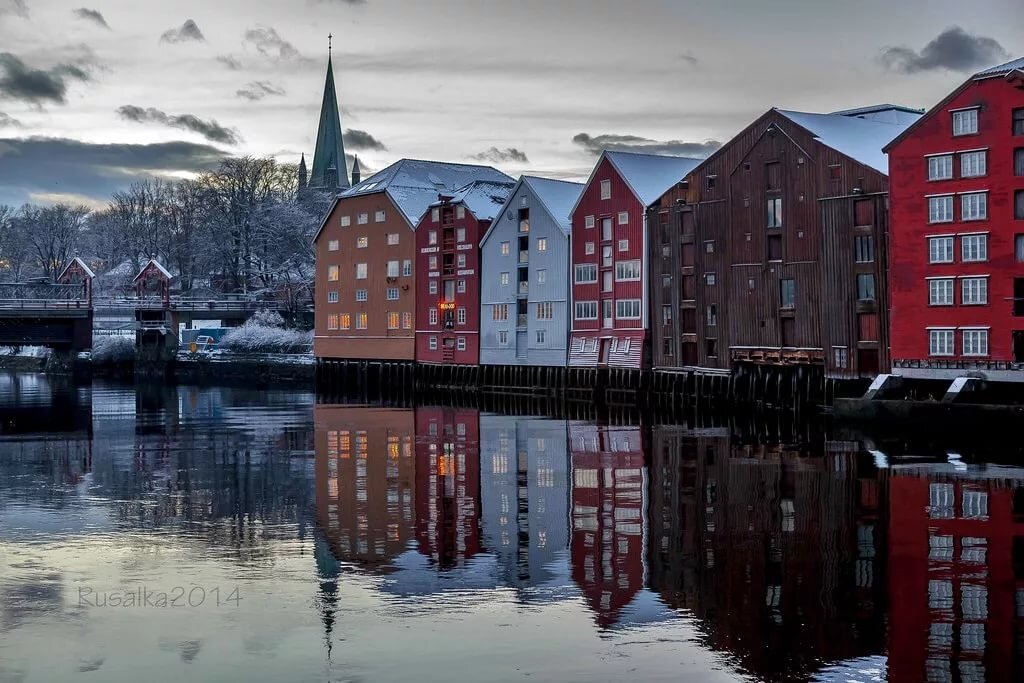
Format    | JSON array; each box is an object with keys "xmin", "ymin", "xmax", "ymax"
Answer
[{"xmin": 171, "ymin": 350, "xmax": 314, "ymax": 384}]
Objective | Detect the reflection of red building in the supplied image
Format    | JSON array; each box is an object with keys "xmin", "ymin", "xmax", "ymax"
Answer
[
  {"xmin": 888, "ymin": 467, "xmax": 1024, "ymax": 683},
  {"xmin": 314, "ymin": 405, "xmax": 416, "ymax": 570},
  {"xmin": 414, "ymin": 407, "xmax": 482, "ymax": 568},
  {"xmin": 569, "ymin": 424, "xmax": 648, "ymax": 627}
]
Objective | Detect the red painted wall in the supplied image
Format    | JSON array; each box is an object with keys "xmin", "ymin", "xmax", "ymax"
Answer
[
  {"xmin": 888, "ymin": 75, "xmax": 1024, "ymax": 367},
  {"xmin": 414, "ymin": 202, "xmax": 485, "ymax": 365}
]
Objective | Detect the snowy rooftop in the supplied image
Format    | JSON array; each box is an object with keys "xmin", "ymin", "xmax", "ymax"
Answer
[
  {"xmin": 777, "ymin": 108, "xmax": 922, "ymax": 174},
  {"xmin": 523, "ymin": 176, "xmax": 584, "ymax": 234},
  {"xmin": 605, "ymin": 150, "xmax": 702, "ymax": 206},
  {"xmin": 974, "ymin": 56, "xmax": 1024, "ymax": 78},
  {"xmin": 829, "ymin": 103, "xmax": 924, "ymax": 126},
  {"xmin": 341, "ymin": 158, "xmax": 513, "ymax": 225},
  {"xmin": 431, "ymin": 180, "xmax": 515, "ymax": 222}
]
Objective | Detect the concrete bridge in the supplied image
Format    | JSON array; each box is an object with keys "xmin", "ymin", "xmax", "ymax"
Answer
[{"xmin": 0, "ymin": 282, "xmax": 93, "ymax": 350}]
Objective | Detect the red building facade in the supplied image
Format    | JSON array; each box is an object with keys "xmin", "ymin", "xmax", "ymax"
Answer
[
  {"xmin": 887, "ymin": 58, "xmax": 1024, "ymax": 381},
  {"xmin": 568, "ymin": 152, "xmax": 699, "ymax": 368},
  {"xmin": 414, "ymin": 182, "xmax": 512, "ymax": 365}
]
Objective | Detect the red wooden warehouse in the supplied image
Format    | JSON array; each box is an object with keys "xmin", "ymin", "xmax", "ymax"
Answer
[
  {"xmin": 886, "ymin": 57, "xmax": 1024, "ymax": 383},
  {"xmin": 414, "ymin": 180, "xmax": 513, "ymax": 366},
  {"xmin": 568, "ymin": 151, "xmax": 700, "ymax": 369}
]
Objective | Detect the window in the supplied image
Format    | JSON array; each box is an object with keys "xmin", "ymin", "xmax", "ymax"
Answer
[
  {"xmin": 961, "ymin": 192, "xmax": 987, "ymax": 221},
  {"xmin": 428, "ymin": 280, "xmax": 438, "ymax": 295},
  {"xmin": 500, "ymin": 272, "xmax": 509, "ymax": 286},
  {"xmin": 340, "ymin": 314, "xmax": 351, "ymax": 330},
  {"xmin": 356, "ymin": 313, "xmax": 367, "ymax": 329},
  {"xmin": 615, "ymin": 259, "xmax": 641, "ymax": 281},
  {"xmin": 952, "ymin": 108, "xmax": 978, "ymax": 136},
  {"xmin": 429, "ymin": 230, "xmax": 438, "ymax": 246},
  {"xmin": 402, "ymin": 259, "xmax": 412, "ymax": 276},
  {"xmin": 615, "ymin": 299, "xmax": 641, "ymax": 319},
  {"xmin": 387, "ymin": 312, "xmax": 399, "ymax": 330},
  {"xmin": 457, "ymin": 279, "xmax": 466, "ymax": 293},
  {"xmin": 328, "ymin": 239, "xmax": 339, "ymax": 252},
  {"xmin": 601, "ymin": 217, "xmax": 612, "ymax": 241},
  {"xmin": 584, "ymin": 241, "xmax": 595, "ymax": 255},
  {"xmin": 706, "ymin": 304, "xmax": 717, "ymax": 326},
  {"xmin": 854, "ymin": 235, "xmax": 874, "ymax": 263},
  {"xmin": 617, "ymin": 239, "xmax": 629, "ymax": 252},
  {"xmin": 767, "ymin": 197, "xmax": 782, "ymax": 228},
  {"xmin": 962, "ymin": 491, "xmax": 989, "ymax": 518},
  {"xmin": 575, "ymin": 300, "xmax": 598, "ymax": 319},
  {"xmin": 500, "ymin": 241, "xmax": 510, "ymax": 256},
  {"xmin": 327, "ymin": 314, "xmax": 339, "ymax": 330},
  {"xmin": 387, "ymin": 233, "xmax": 399, "ymax": 245},
  {"xmin": 498, "ymin": 330, "xmax": 508, "ymax": 345},
  {"xmin": 929, "ymin": 278, "xmax": 954, "ymax": 306},
  {"xmin": 600, "ymin": 179, "xmax": 611, "ymax": 200},
  {"xmin": 429, "ymin": 308, "xmax": 438, "ymax": 325},
  {"xmin": 443, "ymin": 279, "xmax": 455, "ymax": 302},
  {"xmin": 856, "ymin": 273, "xmax": 876, "ymax": 301},
  {"xmin": 536, "ymin": 329, "xmax": 546, "ymax": 344},
  {"xmin": 327, "ymin": 265, "xmax": 339, "ymax": 282},
  {"xmin": 457, "ymin": 253, "xmax": 466, "ymax": 268},
  {"xmin": 962, "ymin": 234, "xmax": 987, "ymax": 262},
  {"xmin": 705, "ymin": 272, "xmax": 716, "ymax": 286},
  {"xmin": 356, "ymin": 289, "xmax": 367, "ymax": 302},
  {"xmin": 1017, "ymin": 234, "xmax": 1024, "ymax": 262},
  {"xmin": 963, "ymin": 329, "xmax": 989, "ymax": 356},
  {"xmin": 492, "ymin": 304, "xmax": 509, "ymax": 321},
  {"xmin": 662, "ymin": 305, "xmax": 672, "ymax": 325},
  {"xmin": 457, "ymin": 307, "xmax": 466, "ymax": 324},
  {"xmin": 385, "ymin": 260, "xmax": 398, "ymax": 278},
  {"xmin": 960, "ymin": 150, "xmax": 987, "ymax": 178},
  {"xmin": 536, "ymin": 237, "xmax": 547, "ymax": 252},
  {"xmin": 780, "ymin": 279, "xmax": 795, "ymax": 308},
  {"xmin": 403, "ymin": 312, "xmax": 412, "ymax": 329},
  {"xmin": 431, "ymin": 207, "xmax": 440, "ymax": 222},
  {"xmin": 452, "ymin": 226, "xmax": 464, "ymax": 243},
  {"xmin": 618, "ymin": 211, "xmax": 628, "ymax": 225},
  {"xmin": 1016, "ymin": 190, "xmax": 1024, "ymax": 220},
  {"xmin": 536, "ymin": 269, "xmax": 546, "ymax": 284},
  {"xmin": 456, "ymin": 206, "xmax": 466, "ymax": 220},
  {"xmin": 928, "ymin": 196, "xmax": 954, "ymax": 223},
  {"xmin": 585, "ymin": 215, "xmax": 595, "ymax": 229},
  {"xmin": 1014, "ymin": 108, "xmax": 1024, "ymax": 135},
  {"xmin": 428, "ymin": 336, "xmax": 438, "ymax": 350},
  {"xmin": 705, "ymin": 240, "xmax": 715, "ymax": 253},
  {"xmin": 428, "ymin": 255, "xmax": 438, "ymax": 270},
  {"xmin": 706, "ymin": 175, "xmax": 717, "ymax": 189},
  {"xmin": 386, "ymin": 287, "xmax": 399, "ymax": 301},
  {"xmin": 706, "ymin": 339, "xmax": 718, "ymax": 357},
  {"xmin": 536, "ymin": 302, "xmax": 553, "ymax": 320},
  {"xmin": 374, "ymin": 209, "xmax": 386, "ymax": 223},
  {"xmin": 355, "ymin": 263, "xmax": 367, "ymax": 280},
  {"xmin": 962, "ymin": 277, "xmax": 988, "ymax": 305},
  {"xmin": 575, "ymin": 264, "xmax": 597, "ymax": 283},
  {"xmin": 927, "ymin": 154, "xmax": 953, "ymax": 181},
  {"xmin": 357, "ymin": 236, "xmax": 368, "ymax": 248},
  {"xmin": 929, "ymin": 329, "xmax": 954, "ymax": 356},
  {"xmin": 327, "ymin": 291, "xmax": 339, "ymax": 303},
  {"xmin": 457, "ymin": 337, "xmax": 466, "ymax": 351},
  {"xmin": 340, "ymin": 215, "xmax": 351, "ymax": 227},
  {"xmin": 929, "ymin": 236, "xmax": 954, "ymax": 263},
  {"xmin": 357, "ymin": 212, "xmax": 368, "ymax": 225},
  {"xmin": 833, "ymin": 347, "xmax": 848, "ymax": 369}
]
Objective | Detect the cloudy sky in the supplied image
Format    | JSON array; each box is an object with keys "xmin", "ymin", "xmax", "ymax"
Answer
[{"xmin": 0, "ymin": 0, "xmax": 1020, "ymax": 207}]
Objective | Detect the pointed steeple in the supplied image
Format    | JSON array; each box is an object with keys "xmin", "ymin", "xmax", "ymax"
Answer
[
  {"xmin": 351, "ymin": 155, "xmax": 361, "ymax": 185},
  {"xmin": 297, "ymin": 153, "xmax": 308, "ymax": 191},
  {"xmin": 310, "ymin": 36, "xmax": 350, "ymax": 191}
]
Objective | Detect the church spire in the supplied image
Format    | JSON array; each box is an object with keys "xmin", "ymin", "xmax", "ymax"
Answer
[
  {"xmin": 351, "ymin": 155, "xmax": 361, "ymax": 185},
  {"xmin": 309, "ymin": 35, "xmax": 349, "ymax": 191},
  {"xmin": 297, "ymin": 153, "xmax": 308, "ymax": 191}
]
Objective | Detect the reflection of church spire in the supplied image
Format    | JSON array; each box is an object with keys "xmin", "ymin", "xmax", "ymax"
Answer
[
  {"xmin": 309, "ymin": 34, "xmax": 350, "ymax": 191},
  {"xmin": 313, "ymin": 532, "xmax": 341, "ymax": 659}
]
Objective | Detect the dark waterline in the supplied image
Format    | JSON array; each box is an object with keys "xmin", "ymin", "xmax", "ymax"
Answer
[{"xmin": 0, "ymin": 372, "xmax": 1022, "ymax": 682}]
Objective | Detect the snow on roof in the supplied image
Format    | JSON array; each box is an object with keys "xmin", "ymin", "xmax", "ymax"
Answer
[
  {"xmin": 132, "ymin": 258, "xmax": 173, "ymax": 282},
  {"xmin": 776, "ymin": 108, "xmax": 922, "ymax": 174},
  {"xmin": 58, "ymin": 256, "xmax": 96, "ymax": 279},
  {"xmin": 974, "ymin": 56, "xmax": 1024, "ymax": 78},
  {"xmin": 604, "ymin": 150, "xmax": 702, "ymax": 206},
  {"xmin": 341, "ymin": 158, "xmax": 513, "ymax": 225},
  {"xmin": 830, "ymin": 103, "xmax": 925, "ymax": 126},
  {"xmin": 523, "ymin": 176, "xmax": 584, "ymax": 234},
  {"xmin": 432, "ymin": 180, "xmax": 515, "ymax": 222}
]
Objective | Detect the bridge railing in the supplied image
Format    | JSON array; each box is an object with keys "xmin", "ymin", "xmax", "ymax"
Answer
[
  {"xmin": 0, "ymin": 282, "xmax": 89, "ymax": 309},
  {"xmin": 93, "ymin": 296, "xmax": 312, "ymax": 312}
]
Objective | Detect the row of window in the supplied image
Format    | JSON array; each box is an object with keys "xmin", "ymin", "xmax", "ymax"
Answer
[
  {"xmin": 427, "ymin": 307, "xmax": 467, "ymax": 325},
  {"xmin": 325, "ymin": 287, "xmax": 402, "ymax": 303},
  {"xmin": 490, "ymin": 303, "xmax": 555, "ymax": 321},
  {"xmin": 429, "ymin": 205, "xmax": 467, "ymax": 222},
  {"xmin": 582, "ymin": 212, "xmax": 630, "ymax": 229},
  {"xmin": 928, "ymin": 328, "xmax": 989, "ymax": 357},
  {"xmin": 583, "ymin": 240, "xmax": 630, "ymax": 256},
  {"xmin": 339, "ymin": 210, "xmax": 386, "ymax": 227},
  {"xmin": 491, "ymin": 329, "xmax": 549, "ymax": 346},
  {"xmin": 498, "ymin": 238, "xmax": 547, "ymax": 254},
  {"xmin": 927, "ymin": 192, "xmax": 988, "ymax": 223},
  {"xmin": 927, "ymin": 234, "xmax": 988, "ymax": 263},
  {"xmin": 573, "ymin": 260, "xmax": 641, "ymax": 284},
  {"xmin": 428, "ymin": 227, "xmax": 468, "ymax": 245},
  {"xmin": 428, "ymin": 279, "xmax": 467, "ymax": 295},
  {"xmin": 325, "ymin": 260, "xmax": 413, "ymax": 282},
  {"xmin": 573, "ymin": 299, "xmax": 642, "ymax": 320},
  {"xmin": 327, "ymin": 233, "xmax": 401, "ymax": 252},
  {"xmin": 926, "ymin": 149, "xmax": 988, "ymax": 181},
  {"xmin": 427, "ymin": 254, "xmax": 468, "ymax": 270},
  {"xmin": 427, "ymin": 336, "xmax": 467, "ymax": 351},
  {"xmin": 927, "ymin": 277, "xmax": 989, "ymax": 306},
  {"xmin": 326, "ymin": 312, "xmax": 413, "ymax": 331},
  {"xmin": 950, "ymin": 106, "xmax": 1024, "ymax": 137},
  {"xmin": 661, "ymin": 304, "xmax": 718, "ymax": 327}
]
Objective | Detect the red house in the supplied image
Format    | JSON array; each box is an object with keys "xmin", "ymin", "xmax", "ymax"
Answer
[
  {"xmin": 569, "ymin": 151, "xmax": 700, "ymax": 368},
  {"xmin": 886, "ymin": 57, "xmax": 1024, "ymax": 381},
  {"xmin": 415, "ymin": 181, "xmax": 513, "ymax": 365}
]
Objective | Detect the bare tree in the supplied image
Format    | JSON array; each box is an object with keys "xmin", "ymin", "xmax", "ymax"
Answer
[
  {"xmin": 17, "ymin": 204, "xmax": 89, "ymax": 281},
  {"xmin": 0, "ymin": 204, "xmax": 33, "ymax": 281}
]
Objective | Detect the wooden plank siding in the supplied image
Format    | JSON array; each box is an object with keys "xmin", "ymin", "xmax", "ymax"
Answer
[{"xmin": 649, "ymin": 109, "xmax": 894, "ymax": 379}]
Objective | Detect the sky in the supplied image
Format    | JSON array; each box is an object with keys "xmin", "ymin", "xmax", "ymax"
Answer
[{"xmin": 0, "ymin": 0, "xmax": 1021, "ymax": 207}]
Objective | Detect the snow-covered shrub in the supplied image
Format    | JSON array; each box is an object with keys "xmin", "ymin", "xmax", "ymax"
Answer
[
  {"xmin": 248, "ymin": 309, "xmax": 285, "ymax": 328},
  {"xmin": 219, "ymin": 324, "xmax": 312, "ymax": 354},
  {"xmin": 0, "ymin": 346, "xmax": 51, "ymax": 358},
  {"xmin": 91, "ymin": 335, "xmax": 135, "ymax": 363}
]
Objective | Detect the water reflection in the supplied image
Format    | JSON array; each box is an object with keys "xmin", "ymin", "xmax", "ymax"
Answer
[{"xmin": 2, "ymin": 372, "xmax": 1024, "ymax": 681}]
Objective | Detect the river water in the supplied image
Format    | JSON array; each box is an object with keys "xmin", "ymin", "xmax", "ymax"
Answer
[{"xmin": 0, "ymin": 372, "xmax": 1021, "ymax": 682}]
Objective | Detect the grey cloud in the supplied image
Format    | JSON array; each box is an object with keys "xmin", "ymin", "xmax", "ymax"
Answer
[
  {"xmin": 881, "ymin": 26, "xmax": 1010, "ymax": 73},
  {"xmin": 0, "ymin": 53, "xmax": 91, "ymax": 105},
  {"xmin": 314, "ymin": 0, "xmax": 366, "ymax": 4},
  {"xmin": 73, "ymin": 8, "xmax": 108, "ymax": 28},
  {"xmin": 160, "ymin": 19, "xmax": 205, "ymax": 44},
  {"xmin": 117, "ymin": 105, "xmax": 240, "ymax": 145},
  {"xmin": 217, "ymin": 55, "xmax": 242, "ymax": 70},
  {"xmin": 243, "ymin": 26, "xmax": 309, "ymax": 63},
  {"xmin": 236, "ymin": 81, "xmax": 285, "ymax": 100},
  {"xmin": 0, "ymin": 111, "xmax": 22, "ymax": 127},
  {"xmin": 0, "ymin": 0, "xmax": 28, "ymax": 17},
  {"xmin": 471, "ymin": 146, "xmax": 528, "ymax": 164},
  {"xmin": 573, "ymin": 132, "xmax": 721, "ymax": 158},
  {"xmin": 0, "ymin": 136, "xmax": 228, "ymax": 205},
  {"xmin": 678, "ymin": 53, "xmax": 699, "ymax": 67},
  {"xmin": 345, "ymin": 128, "xmax": 386, "ymax": 151}
]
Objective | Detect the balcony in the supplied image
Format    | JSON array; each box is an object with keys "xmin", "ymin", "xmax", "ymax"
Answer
[{"xmin": 443, "ymin": 239, "xmax": 456, "ymax": 251}]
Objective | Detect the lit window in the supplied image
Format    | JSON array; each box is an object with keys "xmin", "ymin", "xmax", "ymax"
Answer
[
  {"xmin": 456, "ymin": 205, "xmax": 465, "ymax": 220},
  {"xmin": 617, "ymin": 239, "xmax": 628, "ymax": 252},
  {"xmin": 615, "ymin": 299, "xmax": 641, "ymax": 319},
  {"xmin": 387, "ymin": 233, "xmax": 400, "ymax": 245},
  {"xmin": 536, "ymin": 237, "xmax": 547, "ymax": 252},
  {"xmin": 961, "ymin": 277, "xmax": 987, "ymax": 305},
  {"xmin": 403, "ymin": 312, "xmax": 412, "ymax": 329},
  {"xmin": 961, "ymin": 234, "xmax": 987, "ymax": 262},
  {"xmin": 429, "ymin": 308, "xmax": 438, "ymax": 325},
  {"xmin": 402, "ymin": 259, "xmax": 412, "ymax": 276},
  {"xmin": 327, "ymin": 265, "xmax": 339, "ymax": 282},
  {"xmin": 327, "ymin": 291, "xmax": 339, "ymax": 303},
  {"xmin": 357, "ymin": 236, "xmax": 368, "ymax": 248},
  {"xmin": 614, "ymin": 259, "xmax": 641, "ymax": 281},
  {"xmin": 456, "ymin": 227, "xmax": 466, "ymax": 242},
  {"xmin": 328, "ymin": 239, "xmax": 339, "ymax": 252},
  {"xmin": 340, "ymin": 215, "xmax": 351, "ymax": 227},
  {"xmin": 356, "ymin": 289, "xmax": 367, "ymax": 302},
  {"xmin": 429, "ymin": 336, "xmax": 438, "ymax": 350},
  {"xmin": 327, "ymin": 314, "xmax": 339, "ymax": 330},
  {"xmin": 356, "ymin": 313, "xmax": 367, "ymax": 329},
  {"xmin": 929, "ymin": 329, "xmax": 954, "ymax": 356},
  {"xmin": 617, "ymin": 211, "xmax": 628, "ymax": 225},
  {"xmin": 574, "ymin": 264, "xmax": 597, "ymax": 283},
  {"xmin": 500, "ymin": 272, "xmax": 509, "ymax": 286},
  {"xmin": 500, "ymin": 241, "xmax": 510, "ymax": 255},
  {"xmin": 928, "ymin": 236, "xmax": 954, "ymax": 263},
  {"xmin": 962, "ymin": 329, "xmax": 989, "ymax": 356},
  {"xmin": 386, "ymin": 287, "xmax": 399, "ymax": 301},
  {"xmin": 960, "ymin": 150, "xmax": 987, "ymax": 178},
  {"xmin": 387, "ymin": 260, "xmax": 399, "ymax": 277},
  {"xmin": 928, "ymin": 278, "xmax": 954, "ymax": 306},
  {"xmin": 585, "ymin": 215, "xmax": 595, "ymax": 229},
  {"xmin": 928, "ymin": 196, "xmax": 954, "ymax": 223},
  {"xmin": 961, "ymin": 192, "xmax": 987, "ymax": 221},
  {"xmin": 585, "ymin": 241, "xmax": 595, "ymax": 255},
  {"xmin": 375, "ymin": 209, "xmax": 386, "ymax": 222},
  {"xmin": 457, "ymin": 337, "xmax": 466, "ymax": 351},
  {"xmin": 387, "ymin": 312, "xmax": 399, "ymax": 329},
  {"xmin": 340, "ymin": 314, "xmax": 351, "ymax": 330},
  {"xmin": 357, "ymin": 212, "xmax": 368, "ymax": 225},
  {"xmin": 355, "ymin": 263, "xmax": 367, "ymax": 280},
  {"xmin": 952, "ymin": 108, "xmax": 978, "ymax": 136},
  {"xmin": 536, "ymin": 269, "xmax": 546, "ymax": 284},
  {"xmin": 927, "ymin": 154, "xmax": 953, "ymax": 181},
  {"xmin": 600, "ymin": 179, "xmax": 611, "ymax": 200}
]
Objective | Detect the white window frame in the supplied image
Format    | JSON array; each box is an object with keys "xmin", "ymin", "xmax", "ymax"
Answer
[
  {"xmin": 536, "ymin": 302, "xmax": 553, "ymax": 320},
  {"xmin": 431, "ymin": 207, "xmax": 440, "ymax": 222},
  {"xmin": 961, "ymin": 277, "xmax": 988, "ymax": 305},
  {"xmin": 387, "ymin": 233, "xmax": 400, "ymax": 245},
  {"xmin": 428, "ymin": 336, "xmax": 438, "ymax": 350},
  {"xmin": 355, "ymin": 263, "xmax": 367, "ymax": 280},
  {"xmin": 585, "ymin": 215, "xmax": 595, "ymax": 229},
  {"xmin": 387, "ymin": 260, "xmax": 400, "ymax": 277},
  {"xmin": 340, "ymin": 215, "xmax": 351, "ymax": 227},
  {"xmin": 928, "ymin": 235, "xmax": 954, "ymax": 264},
  {"xmin": 615, "ymin": 298, "xmax": 641, "ymax": 320},
  {"xmin": 952, "ymin": 108, "xmax": 978, "ymax": 137},
  {"xmin": 536, "ymin": 329, "xmax": 546, "ymax": 344},
  {"xmin": 429, "ymin": 230, "xmax": 438, "ymax": 246},
  {"xmin": 355, "ymin": 313, "xmax": 367, "ymax": 330},
  {"xmin": 327, "ymin": 265, "xmax": 339, "ymax": 282},
  {"xmin": 584, "ymin": 241, "xmax": 595, "ymax": 255},
  {"xmin": 962, "ymin": 328, "xmax": 989, "ymax": 356},
  {"xmin": 355, "ymin": 289, "xmax": 367, "ymax": 302},
  {"xmin": 357, "ymin": 236, "xmax": 368, "ymax": 249},
  {"xmin": 928, "ymin": 328, "xmax": 955, "ymax": 357},
  {"xmin": 428, "ymin": 280, "xmax": 438, "ymax": 295},
  {"xmin": 456, "ymin": 227, "xmax": 466, "ymax": 243},
  {"xmin": 617, "ymin": 239, "xmax": 629, "ymax": 252},
  {"xmin": 457, "ymin": 279, "xmax": 466, "ymax": 293},
  {"xmin": 600, "ymin": 179, "xmax": 611, "ymax": 200},
  {"xmin": 617, "ymin": 211, "xmax": 628, "ymax": 225},
  {"xmin": 500, "ymin": 272, "xmax": 509, "ymax": 286},
  {"xmin": 498, "ymin": 330, "xmax": 508, "ymax": 346},
  {"xmin": 927, "ymin": 278, "xmax": 954, "ymax": 306},
  {"xmin": 457, "ymin": 307, "xmax": 466, "ymax": 325},
  {"xmin": 402, "ymin": 259, "xmax": 412, "ymax": 276},
  {"xmin": 327, "ymin": 239, "xmax": 339, "ymax": 252},
  {"xmin": 961, "ymin": 233, "xmax": 988, "ymax": 262},
  {"xmin": 457, "ymin": 253, "xmax": 466, "ymax": 268},
  {"xmin": 960, "ymin": 150, "xmax": 987, "ymax": 178},
  {"xmin": 492, "ymin": 304, "xmax": 509, "ymax": 321},
  {"xmin": 456, "ymin": 205, "xmax": 466, "ymax": 220},
  {"xmin": 386, "ymin": 287, "xmax": 399, "ymax": 301},
  {"xmin": 961, "ymin": 192, "xmax": 987, "ymax": 221},
  {"xmin": 429, "ymin": 308, "xmax": 438, "ymax": 325},
  {"xmin": 327, "ymin": 291, "xmax": 339, "ymax": 303},
  {"xmin": 536, "ymin": 269, "xmax": 546, "ymax": 284},
  {"xmin": 614, "ymin": 259, "xmax": 641, "ymax": 282},
  {"xmin": 536, "ymin": 237, "xmax": 547, "ymax": 252},
  {"xmin": 374, "ymin": 209, "xmax": 386, "ymax": 223},
  {"xmin": 574, "ymin": 264, "xmax": 597, "ymax": 284},
  {"xmin": 457, "ymin": 337, "xmax": 466, "ymax": 351},
  {"xmin": 574, "ymin": 300, "xmax": 598, "ymax": 320},
  {"xmin": 927, "ymin": 154, "xmax": 953, "ymax": 181},
  {"xmin": 357, "ymin": 212, "xmax": 369, "ymax": 225},
  {"xmin": 928, "ymin": 195, "xmax": 954, "ymax": 224}
]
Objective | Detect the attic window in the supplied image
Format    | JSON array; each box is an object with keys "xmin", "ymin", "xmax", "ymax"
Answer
[
  {"xmin": 744, "ymin": 162, "xmax": 751, "ymax": 172},
  {"xmin": 706, "ymin": 175, "xmax": 717, "ymax": 190},
  {"xmin": 829, "ymin": 165, "xmax": 842, "ymax": 180},
  {"xmin": 600, "ymin": 180, "xmax": 611, "ymax": 200},
  {"xmin": 521, "ymin": 196, "xmax": 528, "ymax": 206},
  {"xmin": 456, "ymin": 205, "xmax": 466, "ymax": 219}
]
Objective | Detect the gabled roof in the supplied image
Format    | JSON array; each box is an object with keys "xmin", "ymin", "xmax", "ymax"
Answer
[
  {"xmin": 58, "ymin": 256, "xmax": 95, "ymax": 280},
  {"xmin": 429, "ymin": 179, "xmax": 515, "ymax": 222},
  {"xmin": 480, "ymin": 175, "xmax": 584, "ymax": 247},
  {"xmin": 570, "ymin": 150, "xmax": 702, "ymax": 218},
  {"xmin": 974, "ymin": 56, "xmax": 1024, "ymax": 78},
  {"xmin": 776, "ymin": 108, "xmax": 920, "ymax": 174},
  {"xmin": 830, "ymin": 103, "xmax": 925, "ymax": 125},
  {"xmin": 132, "ymin": 258, "xmax": 172, "ymax": 283}
]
